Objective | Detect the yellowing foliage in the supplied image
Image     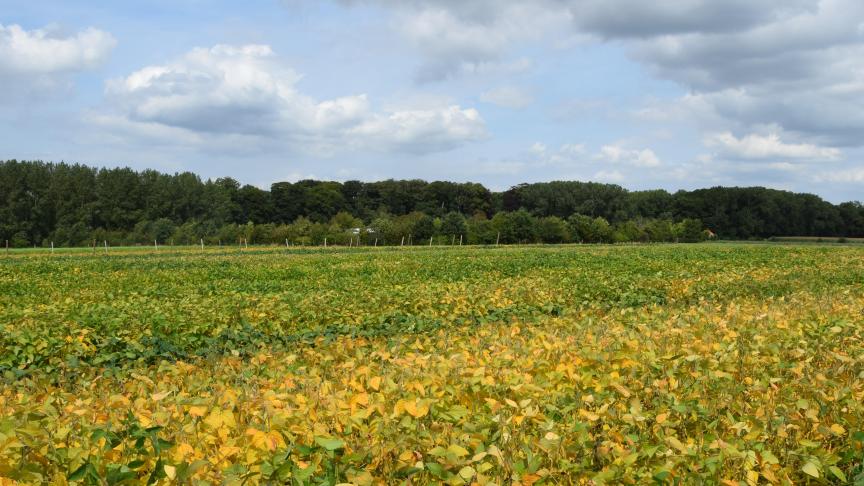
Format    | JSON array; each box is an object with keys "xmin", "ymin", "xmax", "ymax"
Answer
[{"xmin": 1, "ymin": 244, "xmax": 863, "ymax": 484}]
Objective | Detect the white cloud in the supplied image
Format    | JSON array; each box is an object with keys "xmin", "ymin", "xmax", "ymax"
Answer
[
  {"xmin": 618, "ymin": 0, "xmax": 864, "ymax": 146},
  {"xmin": 814, "ymin": 167, "xmax": 864, "ymax": 183},
  {"xmin": 0, "ymin": 23, "xmax": 115, "ymax": 76},
  {"xmin": 529, "ymin": 142, "xmax": 588, "ymax": 167},
  {"xmin": 705, "ymin": 132, "xmax": 842, "ymax": 161},
  {"xmin": 593, "ymin": 169, "xmax": 626, "ymax": 182},
  {"xmin": 596, "ymin": 144, "xmax": 662, "ymax": 167},
  {"xmin": 348, "ymin": 105, "xmax": 487, "ymax": 153},
  {"xmin": 332, "ymin": 0, "xmax": 569, "ymax": 82},
  {"xmin": 321, "ymin": 1, "xmax": 864, "ymax": 150},
  {"xmin": 480, "ymin": 86, "xmax": 533, "ymax": 109},
  {"xmin": 570, "ymin": 0, "xmax": 813, "ymax": 38},
  {"xmin": 100, "ymin": 44, "xmax": 486, "ymax": 155}
]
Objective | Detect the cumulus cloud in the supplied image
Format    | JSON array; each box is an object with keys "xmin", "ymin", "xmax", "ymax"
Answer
[
  {"xmin": 0, "ymin": 23, "xmax": 115, "ymax": 98},
  {"xmin": 0, "ymin": 23, "xmax": 115, "ymax": 75},
  {"xmin": 318, "ymin": 0, "xmax": 864, "ymax": 150},
  {"xmin": 815, "ymin": 167, "xmax": 864, "ymax": 183},
  {"xmin": 604, "ymin": 0, "xmax": 864, "ymax": 147},
  {"xmin": 705, "ymin": 132, "xmax": 842, "ymax": 161},
  {"xmin": 480, "ymin": 86, "xmax": 534, "ymax": 109},
  {"xmin": 325, "ymin": 0, "xmax": 568, "ymax": 82},
  {"xmin": 595, "ymin": 144, "xmax": 662, "ymax": 167},
  {"xmin": 570, "ymin": 0, "xmax": 814, "ymax": 38},
  {"xmin": 101, "ymin": 44, "xmax": 486, "ymax": 154}
]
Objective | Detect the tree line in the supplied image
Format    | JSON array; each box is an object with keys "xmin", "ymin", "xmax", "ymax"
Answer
[{"xmin": 1, "ymin": 160, "xmax": 862, "ymax": 247}]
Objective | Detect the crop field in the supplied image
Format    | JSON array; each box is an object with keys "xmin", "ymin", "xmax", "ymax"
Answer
[{"xmin": 1, "ymin": 244, "xmax": 863, "ymax": 485}]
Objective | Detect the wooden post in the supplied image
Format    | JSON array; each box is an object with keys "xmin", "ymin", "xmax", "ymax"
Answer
[
  {"xmin": 429, "ymin": 236, "xmax": 433, "ymax": 246},
  {"xmin": 374, "ymin": 238, "xmax": 378, "ymax": 247},
  {"xmin": 51, "ymin": 241, "xmax": 54, "ymax": 254},
  {"xmin": 244, "ymin": 238, "xmax": 248, "ymax": 249},
  {"xmin": 285, "ymin": 238, "xmax": 289, "ymax": 248},
  {"xmin": 324, "ymin": 238, "xmax": 327, "ymax": 248},
  {"xmin": 496, "ymin": 232, "xmax": 500, "ymax": 246},
  {"xmin": 459, "ymin": 235, "xmax": 463, "ymax": 246},
  {"xmin": 400, "ymin": 236, "xmax": 405, "ymax": 247},
  {"xmin": 104, "ymin": 240, "xmax": 108, "ymax": 254},
  {"xmin": 155, "ymin": 240, "xmax": 158, "ymax": 251},
  {"xmin": 201, "ymin": 238, "xmax": 205, "ymax": 251},
  {"xmin": 5, "ymin": 239, "xmax": 8, "ymax": 255}
]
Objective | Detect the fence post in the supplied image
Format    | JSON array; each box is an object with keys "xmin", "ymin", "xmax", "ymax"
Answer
[
  {"xmin": 51, "ymin": 241, "xmax": 54, "ymax": 254},
  {"xmin": 496, "ymin": 232, "xmax": 500, "ymax": 246},
  {"xmin": 104, "ymin": 240, "xmax": 108, "ymax": 254},
  {"xmin": 429, "ymin": 236, "xmax": 433, "ymax": 247},
  {"xmin": 201, "ymin": 238, "xmax": 205, "ymax": 251},
  {"xmin": 155, "ymin": 240, "xmax": 158, "ymax": 251},
  {"xmin": 460, "ymin": 235, "xmax": 463, "ymax": 246}
]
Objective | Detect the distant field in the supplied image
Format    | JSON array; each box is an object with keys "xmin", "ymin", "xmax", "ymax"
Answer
[
  {"xmin": 1, "ymin": 245, "xmax": 863, "ymax": 484},
  {"xmin": 770, "ymin": 236, "xmax": 864, "ymax": 244}
]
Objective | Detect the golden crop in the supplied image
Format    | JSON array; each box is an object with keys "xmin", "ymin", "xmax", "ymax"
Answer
[{"xmin": 1, "ymin": 245, "xmax": 863, "ymax": 484}]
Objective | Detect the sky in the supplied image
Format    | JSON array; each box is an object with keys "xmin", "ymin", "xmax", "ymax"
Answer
[{"xmin": 0, "ymin": 0, "xmax": 862, "ymax": 202}]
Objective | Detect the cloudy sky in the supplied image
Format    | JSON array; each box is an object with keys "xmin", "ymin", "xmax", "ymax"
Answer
[{"xmin": 1, "ymin": 0, "xmax": 862, "ymax": 201}]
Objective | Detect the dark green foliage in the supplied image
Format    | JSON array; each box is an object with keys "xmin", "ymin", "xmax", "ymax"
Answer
[{"xmin": 1, "ymin": 160, "xmax": 862, "ymax": 247}]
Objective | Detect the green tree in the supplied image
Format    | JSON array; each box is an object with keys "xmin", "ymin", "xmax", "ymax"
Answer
[
  {"xmin": 440, "ymin": 212, "xmax": 467, "ymax": 237},
  {"xmin": 536, "ymin": 216, "xmax": 570, "ymax": 243},
  {"xmin": 673, "ymin": 218, "xmax": 706, "ymax": 242}
]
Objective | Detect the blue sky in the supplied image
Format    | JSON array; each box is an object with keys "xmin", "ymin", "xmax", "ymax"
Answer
[{"xmin": 1, "ymin": 0, "xmax": 862, "ymax": 202}]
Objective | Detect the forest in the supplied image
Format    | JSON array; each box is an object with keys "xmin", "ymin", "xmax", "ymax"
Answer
[{"xmin": 1, "ymin": 160, "xmax": 862, "ymax": 247}]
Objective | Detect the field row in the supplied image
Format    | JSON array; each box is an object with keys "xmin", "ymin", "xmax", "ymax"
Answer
[{"xmin": 1, "ymin": 245, "xmax": 863, "ymax": 484}]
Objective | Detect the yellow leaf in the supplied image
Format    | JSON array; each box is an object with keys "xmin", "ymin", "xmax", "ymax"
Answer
[
  {"xmin": 219, "ymin": 445, "xmax": 241, "ymax": 458},
  {"xmin": 656, "ymin": 413, "xmax": 669, "ymax": 424},
  {"xmin": 173, "ymin": 443, "xmax": 195, "ymax": 461},
  {"xmin": 404, "ymin": 399, "xmax": 429, "ymax": 418},
  {"xmin": 151, "ymin": 391, "xmax": 171, "ymax": 402},
  {"xmin": 204, "ymin": 409, "xmax": 236, "ymax": 429},
  {"xmin": 368, "ymin": 376, "xmax": 382, "ymax": 391},
  {"xmin": 189, "ymin": 405, "xmax": 207, "ymax": 418},
  {"xmin": 829, "ymin": 423, "xmax": 846, "ymax": 436},
  {"xmin": 447, "ymin": 444, "xmax": 470, "ymax": 457},
  {"xmin": 579, "ymin": 409, "xmax": 600, "ymax": 422},
  {"xmin": 246, "ymin": 428, "xmax": 285, "ymax": 451},
  {"xmin": 458, "ymin": 466, "xmax": 476, "ymax": 480},
  {"xmin": 164, "ymin": 465, "xmax": 177, "ymax": 480}
]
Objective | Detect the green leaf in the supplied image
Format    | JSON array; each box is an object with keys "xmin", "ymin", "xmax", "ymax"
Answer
[
  {"xmin": 314, "ymin": 436, "xmax": 345, "ymax": 451},
  {"xmin": 828, "ymin": 465, "xmax": 847, "ymax": 483},
  {"xmin": 68, "ymin": 462, "xmax": 91, "ymax": 481},
  {"xmin": 802, "ymin": 461, "xmax": 820, "ymax": 478},
  {"xmin": 426, "ymin": 462, "xmax": 447, "ymax": 479},
  {"xmin": 653, "ymin": 469, "xmax": 672, "ymax": 483},
  {"xmin": 394, "ymin": 466, "xmax": 423, "ymax": 479}
]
